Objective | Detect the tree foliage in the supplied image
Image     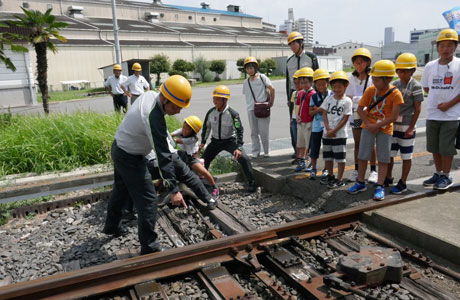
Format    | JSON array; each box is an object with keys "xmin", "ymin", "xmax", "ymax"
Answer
[
  {"xmin": 0, "ymin": 22, "xmax": 28, "ymax": 71},
  {"xmin": 261, "ymin": 58, "xmax": 277, "ymax": 76},
  {"xmin": 150, "ymin": 54, "xmax": 170, "ymax": 86},
  {"xmin": 236, "ymin": 58, "xmax": 246, "ymax": 78},
  {"xmin": 194, "ymin": 56, "xmax": 209, "ymax": 81},
  {"xmin": 13, "ymin": 7, "xmax": 68, "ymax": 114},
  {"xmin": 209, "ymin": 60, "xmax": 226, "ymax": 81},
  {"xmin": 169, "ymin": 59, "xmax": 194, "ymax": 78}
]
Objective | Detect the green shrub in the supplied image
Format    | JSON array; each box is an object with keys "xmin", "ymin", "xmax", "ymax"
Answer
[
  {"xmin": 194, "ymin": 56, "xmax": 210, "ymax": 81},
  {"xmin": 203, "ymin": 71, "xmax": 214, "ymax": 83},
  {"xmin": 209, "ymin": 155, "xmax": 239, "ymax": 175}
]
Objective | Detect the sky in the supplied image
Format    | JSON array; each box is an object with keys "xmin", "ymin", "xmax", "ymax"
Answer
[{"xmin": 160, "ymin": 0, "xmax": 458, "ymax": 47}]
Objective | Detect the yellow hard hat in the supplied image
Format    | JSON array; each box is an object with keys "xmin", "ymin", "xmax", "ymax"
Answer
[
  {"xmin": 288, "ymin": 31, "xmax": 303, "ymax": 44},
  {"xmin": 244, "ymin": 56, "xmax": 258, "ymax": 67},
  {"xmin": 293, "ymin": 69, "xmax": 301, "ymax": 79},
  {"xmin": 113, "ymin": 64, "xmax": 122, "ymax": 71},
  {"xmin": 160, "ymin": 75, "xmax": 192, "ymax": 108},
  {"xmin": 313, "ymin": 68, "xmax": 330, "ymax": 81},
  {"xmin": 297, "ymin": 67, "xmax": 314, "ymax": 78},
  {"xmin": 212, "ymin": 85, "xmax": 231, "ymax": 99},
  {"xmin": 370, "ymin": 60, "xmax": 396, "ymax": 77},
  {"xmin": 352, "ymin": 48, "xmax": 372, "ymax": 61},
  {"xmin": 132, "ymin": 62, "xmax": 142, "ymax": 71},
  {"xmin": 395, "ymin": 53, "xmax": 417, "ymax": 70},
  {"xmin": 330, "ymin": 71, "xmax": 349, "ymax": 82},
  {"xmin": 436, "ymin": 28, "xmax": 459, "ymax": 43},
  {"xmin": 184, "ymin": 115, "xmax": 203, "ymax": 134}
]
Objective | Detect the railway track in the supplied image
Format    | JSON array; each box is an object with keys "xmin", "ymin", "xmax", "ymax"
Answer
[{"xmin": 0, "ymin": 183, "xmax": 459, "ymax": 300}]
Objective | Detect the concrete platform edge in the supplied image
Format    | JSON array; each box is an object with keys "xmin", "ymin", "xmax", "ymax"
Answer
[{"xmin": 362, "ymin": 211, "xmax": 460, "ymax": 266}]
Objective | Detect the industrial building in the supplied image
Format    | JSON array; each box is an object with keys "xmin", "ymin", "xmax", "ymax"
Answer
[
  {"xmin": 1, "ymin": 0, "xmax": 290, "ymax": 102},
  {"xmin": 331, "ymin": 42, "xmax": 381, "ymax": 67}
]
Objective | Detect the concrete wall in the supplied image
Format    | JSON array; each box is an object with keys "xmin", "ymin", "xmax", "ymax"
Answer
[
  {"xmin": 0, "ymin": 49, "xmax": 37, "ymax": 108},
  {"xmin": 332, "ymin": 42, "xmax": 381, "ymax": 67}
]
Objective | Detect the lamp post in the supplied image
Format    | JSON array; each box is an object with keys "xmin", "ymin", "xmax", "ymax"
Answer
[{"xmin": 111, "ymin": 0, "xmax": 121, "ymax": 64}]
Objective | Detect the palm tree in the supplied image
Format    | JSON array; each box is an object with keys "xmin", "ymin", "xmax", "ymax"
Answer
[
  {"xmin": 13, "ymin": 7, "xmax": 68, "ymax": 114},
  {"xmin": 0, "ymin": 22, "xmax": 28, "ymax": 71}
]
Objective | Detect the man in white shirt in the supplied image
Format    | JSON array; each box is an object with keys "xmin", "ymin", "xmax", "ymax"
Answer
[
  {"xmin": 121, "ymin": 62, "xmax": 150, "ymax": 104},
  {"xmin": 103, "ymin": 75, "xmax": 191, "ymax": 255},
  {"xmin": 104, "ymin": 64, "xmax": 128, "ymax": 113}
]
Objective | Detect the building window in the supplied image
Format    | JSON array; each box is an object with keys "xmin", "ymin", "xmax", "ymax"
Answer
[
  {"xmin": 354, "ymin": 46, "xmax": 357, "ymax": 48},
  {"xmin": 338, "ymin": 47, "xmax": 341, "ymax": 49},
  {"xmin": 213, "ymin": 17, "xmax": 217, "ymax": 21},
  {"xmin": 349, "ymin": 46, "xmax": 352, "ymax": 49},
  {"xmin": 201, "ymin": 16, "xmax": 205, "ymax": 21},
  {"xmin": 160, "ymin": 13, "xmax": 164, "ymax": 18},
  {"xmin": 188, "ymin": 16, "xmax": 192, "ymax": 20}
]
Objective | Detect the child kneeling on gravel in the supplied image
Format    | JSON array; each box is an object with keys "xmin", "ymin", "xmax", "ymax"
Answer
[
  {"xmin": 171, "ymin": 115, "xmax": 219, "ymax": 197},
  {"xmin": 319, "ymin": 71, "xmax": 352, "ymax": 188},
  {"xmin": 199, "ymin": 85, "xmax": 257, "ymax": 193}
]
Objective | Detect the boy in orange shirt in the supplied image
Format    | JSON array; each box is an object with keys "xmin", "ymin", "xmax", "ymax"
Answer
[{"xmin": 348, "ymin": 60, "xmax": 404, "ymax": 200}]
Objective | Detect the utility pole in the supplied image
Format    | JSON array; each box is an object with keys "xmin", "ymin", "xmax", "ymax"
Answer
[{"xmin": 111, "ymin": 0, "xmax": 121, "ymax": 64}]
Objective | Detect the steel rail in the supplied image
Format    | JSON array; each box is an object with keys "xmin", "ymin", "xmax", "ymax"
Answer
[{"xmin": 0, "ymin": 184, "xmax": 457, "ymax": 300}]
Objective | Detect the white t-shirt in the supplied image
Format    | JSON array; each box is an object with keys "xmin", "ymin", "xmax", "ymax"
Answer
[
  {"xmin": 104, "ymin": 74, "xmax": 127, "ymax": 95},
  {"xmin": 171, "ymin": 128, "xmax": 199, "ymax": 156},
  {"xmin": 346, "ymin": 74, "xmax": 373, "ymax": 122},
  {"xmin": 122, "ymin": 75, "xmax": 149, "ymax": 95},
  {"xmin": 421, "ymin": 57, "xmax": 460, "ymax": 121},
  {"xmin": 320, "ymin": 94, "xmax": 352, "ymax": 138},
  {"xmin": 242, "ymin": 73, "xmax": 272, "ymax": 112}
]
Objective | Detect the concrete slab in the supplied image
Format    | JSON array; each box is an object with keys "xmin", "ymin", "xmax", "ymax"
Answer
[{"xmin": 363, "ymin": 172, "xmax": 460, "ymax": 265}]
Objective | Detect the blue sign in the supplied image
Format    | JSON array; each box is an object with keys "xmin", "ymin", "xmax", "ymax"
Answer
[{"xmin": 443, "ymin": 6, "xmax": 460, "ymax": 34}]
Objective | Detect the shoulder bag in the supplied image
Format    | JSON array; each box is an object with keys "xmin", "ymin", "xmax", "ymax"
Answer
[{"xmin": 249, "ymin": 74, "xmax": 270, "ymax": 118}]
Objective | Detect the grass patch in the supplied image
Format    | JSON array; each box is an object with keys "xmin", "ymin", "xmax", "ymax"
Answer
[
  {"xmin": 208, "ymin": 155, "xmax": 239, "ymax": 175},
  {"xmin": 37, "ymin": 87, "xmax": 107, "ymax": 102},
  {"xmin": 0, "ymin": 112, "xmax": 182, "ymax": 177}
]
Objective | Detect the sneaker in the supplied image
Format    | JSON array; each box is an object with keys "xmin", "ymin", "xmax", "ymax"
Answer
[
  {"xmin": 309, "ymin": 169, "xmax": 317, "ymax": 180},
  {"xmin": 295, "ymin": 159, "xmax": 306, "ymax": 172},
  {"xmin": 348, "ymin": 181, "xmax": 367, "ymax": 194},
  {"xmin": 390, "ymin": 179, "xmax": 407, "ymax": 194},
  {"xmin": 348, "ymin": 170, "xmax": 358, "ymax": 182},
  {"xmin": 207, "ymin": 198, "xmax": 217, "ymax": 210},
  {"xmin": 384, "ymin": 177, "xmax": 394, "ymax": 187},
  {"xmin": 434, "ymin": 175, "xmax": 453, "ymax": 190},
  {"xmin": 291, "ymin": 158, "xmax": 299, "ymax": 165},
  {"xmin": 423, "ymin": 173, "xmax": 440, "ymax": 187},
  {"xmin": 373, "ymin": 185, "xmax": 385, "ymax": 201},
  {"xmin": 305, "ymin": 165, "xmax": 313, "ymax": 173},
  {"xmin": 263, "ymin": 153, "xmax": 270, "ymax": 158},
  {"xmin": 247, "ymin": 181, "xmax": 257, "ymax": 193},
  {"xmin": 320, "ymin": 174, "xmax": 335, "ymax": 185},
  {"xmin": 328, "ymin": 179, "xmax": 345, "ymax": 189},
  {"xmin": 211, "ymin": 187, "xmax": 220, "ymax": 197},
  {"xmin": 321, "ymin": 169, "xmax": 329, "ymax": 180},
  {"xmin": 368, "ymin": 170, "xmax": 378, "ymax": 184}
]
